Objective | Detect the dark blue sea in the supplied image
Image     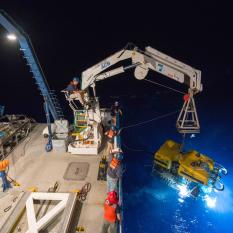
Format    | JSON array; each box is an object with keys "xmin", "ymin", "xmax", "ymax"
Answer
[{"xmin": 119, "ymin": 88, "xmax": 233, "ymax": 233}]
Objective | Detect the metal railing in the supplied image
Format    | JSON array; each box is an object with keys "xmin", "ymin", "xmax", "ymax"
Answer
[
  {"xmin": 118, "ymin": 177, "xmax": 123, "ymax": 233},
  {"xmin": 114, "ymin": 110, "xmax": 123, "ymax": 233}
]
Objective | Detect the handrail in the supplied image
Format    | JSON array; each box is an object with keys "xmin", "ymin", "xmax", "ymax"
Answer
[
  {"xmin": 114, "ymin": 110, "xmax": 123, "ymax": 233},
  {"xmin": 118, "ymin": 177, "xmax": 123, "ymax": 233}
]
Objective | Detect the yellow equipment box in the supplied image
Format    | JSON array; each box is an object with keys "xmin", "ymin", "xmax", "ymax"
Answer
[{"xmin": 154, "ymin": 140, "xmax": 182, "ymax": 170}]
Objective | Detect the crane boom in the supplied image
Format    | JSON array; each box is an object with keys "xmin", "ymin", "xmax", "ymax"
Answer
[
  {"xmin": 144, "ymin": 47, "xmax": 202, "ymax": 92},
  {"xmin": 81, "ymin": 45, "xmax": 202, "ymax": 93},
  {"xmin": 81, "ymin": 44, "xmax": 202, "ymax": 134}
]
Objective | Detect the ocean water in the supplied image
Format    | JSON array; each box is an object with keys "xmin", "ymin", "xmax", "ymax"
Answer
[{"xmin": 121, "ymin": 94, "xmax": 233, "ymax": 233}]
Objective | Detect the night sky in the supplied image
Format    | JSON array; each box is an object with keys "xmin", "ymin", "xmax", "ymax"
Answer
[{"xmin": 0, "ymin": 1, "xmax": 233, "ymax": 121}]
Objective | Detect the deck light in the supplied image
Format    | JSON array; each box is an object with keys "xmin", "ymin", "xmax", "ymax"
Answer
[{"xmin": 7, "ymin": 34, "xmax": 17, "ymax": 41}]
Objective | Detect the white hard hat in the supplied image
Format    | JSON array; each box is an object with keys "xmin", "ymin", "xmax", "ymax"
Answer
[{"xmin": 110, "ymin": 148, "xmax": 123, "ymax": 154}]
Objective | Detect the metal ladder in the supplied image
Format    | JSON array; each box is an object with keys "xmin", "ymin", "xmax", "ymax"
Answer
[
  {"xmin": 74, "ymin": 110, "xmax": 88, "ymax": 131},
  {"xmin": 0, "ymin": 10, "xmax": 64, "ymax": 121},
  {"xmin": 20, "ymin": 44, "xmax": 64, "ymax": 120},
  {"xmin": 50, "ymin": 91, "xmax": 64, "ymax": 119}
]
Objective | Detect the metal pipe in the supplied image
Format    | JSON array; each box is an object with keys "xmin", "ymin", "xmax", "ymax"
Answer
[{"xmin": 96, "ymin": 62, "xmax": 140, "ymax": 82}]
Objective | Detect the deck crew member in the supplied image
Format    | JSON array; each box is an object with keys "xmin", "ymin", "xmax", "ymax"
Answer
[
  {"xmin": 111, "ymin": 101, "xmax": 122, "ymax": 126},
  {"xmin": 0, "ymin": 159, "xmax": 11, "ymax": 192},
  {"xmin": 107, "ymin": 150, "xmax": 123, "ymax": 193},
  {"xmin": 101, "ymin": 191, "xmax": 121, "ymax": 233},
  {"xmin": 105, "ymin": 126, "xmax": 117, "ymax": 154},
  {"xmin": 66, "ymin": 77, "xmax": 85, "ymax": 106}
]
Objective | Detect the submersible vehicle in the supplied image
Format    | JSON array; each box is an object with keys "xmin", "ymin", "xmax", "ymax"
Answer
[
  {"xmin": 0, "ymin": 10, "xmax": 227, "ymax": 233},
  {"xmin": 153, "ymin": 140, "xmax": 227, "ymax": 197}
]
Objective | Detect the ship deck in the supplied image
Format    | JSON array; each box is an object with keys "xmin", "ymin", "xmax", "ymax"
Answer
[{"xmin": 0, "ymin": 124, "xmax": 107, "ymax": 233}]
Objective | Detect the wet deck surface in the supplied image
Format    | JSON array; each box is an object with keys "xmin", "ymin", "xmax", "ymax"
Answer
[{"xmin": 0, "ymin": 124, "xmax": 107, "ymax": 233}]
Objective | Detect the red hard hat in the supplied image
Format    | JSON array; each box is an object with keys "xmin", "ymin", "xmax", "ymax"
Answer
[{"xmin": 107, "ymin": 191, "xmax": 118, "ymax": 204}]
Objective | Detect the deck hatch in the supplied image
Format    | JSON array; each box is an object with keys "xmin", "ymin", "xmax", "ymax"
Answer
[{"xmin": 63, "ymin": 162, "xmax": 89, "ymax": 181}]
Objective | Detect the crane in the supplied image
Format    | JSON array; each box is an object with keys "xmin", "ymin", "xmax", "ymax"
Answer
[
  {"xmin": 81, "ymin": 43, "xmax": 203, "ymax": 134},
  {"xmin": 78, "ymin": 45, "xmax": 228, "ymax": 197},
  {"xmin": 0, "ymin": 10, "xmax": 64, "ymax": 151}
]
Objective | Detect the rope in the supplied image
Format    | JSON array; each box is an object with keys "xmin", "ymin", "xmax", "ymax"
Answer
[
  {"xmin": 121, "ymin": 140, "xmax": 154, "ymax": 154},
  {"xmin": 180, "ymin": 133, "xmax": 186, "ymax": 152},
  {"xmin": 144, "ymin": 79, "xmax": 186, "ymax": 95},
  {"xmin": 78, "ymin": 182, "xmax": 92, "ymax": 201},
  {"xmin": 119, "ymin": 110, "xmax": 179, "ymax": 134},
  {"xmin": 121, "ymin": 141, "xmax": 144, "ymax": 152},
  {"xmin": 119, "ymin": 110, "xmax": 180, "ymax": 154}
]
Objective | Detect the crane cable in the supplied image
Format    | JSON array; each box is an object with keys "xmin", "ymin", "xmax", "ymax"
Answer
[
  {"xmin": 118, "ymin": 110, "xmax": 180, "ymax": 153},
  {"xmin": 143, "ymin": 78, "xmax": 188, "ymax": 150},
  {"xmin": 118, "ymin": 110, "xmax": 179, "ymax": 134},
  {"xmin": 144, "ymin": 79, "xmax": 186, "ymax": 95}
]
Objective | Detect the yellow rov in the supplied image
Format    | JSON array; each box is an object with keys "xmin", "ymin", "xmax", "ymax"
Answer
[{"xmin": 153, "ymin": 140, "xmax": 227, "ymax": 191}]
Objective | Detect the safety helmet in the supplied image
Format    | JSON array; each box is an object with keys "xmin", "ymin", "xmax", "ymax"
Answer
[
  {"xmin": 111, "ymin": 147, "xmax": 123, "ymax": 154},
  {"xmin": 107, "ymin": 191, "xmax": 118, "ymax": 204},
  {"xmin": 0, "ymin": 159, "xmax": 9, "ymax": 171},
  {"xmin": 73, "ymin": 77, "xmax": 79, "ymax": 82},
  {"xmin": 114, "ymin": 101, "xmax": 119, "ymax": 106}
]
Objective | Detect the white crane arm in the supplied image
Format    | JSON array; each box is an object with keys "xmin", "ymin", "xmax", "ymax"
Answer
[
  {"xmin": 81, "ymin": 48, "xmax": 145, "ymax": 90},
  {"xmin": 81, "ymin": 45, "xmax": 202, "ymax": 93},
  {"xmin": 144, "ymin": 47, "xmax": 202, "ymax": 92}
]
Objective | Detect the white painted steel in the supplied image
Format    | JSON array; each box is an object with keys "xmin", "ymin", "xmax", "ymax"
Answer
[
  {"xmin": 25, "ymin": 192, "xmax": 69, "ymax": 233},
  {"xmin": 81, "ymin": 45, "xmax": 202, "ymax": 92}
]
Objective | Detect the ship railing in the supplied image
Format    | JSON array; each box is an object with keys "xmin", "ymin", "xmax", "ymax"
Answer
[{"xmin": 114, "ymin": 110, "xmax": 123, "ymax": 233}]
